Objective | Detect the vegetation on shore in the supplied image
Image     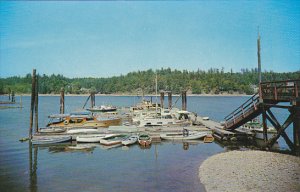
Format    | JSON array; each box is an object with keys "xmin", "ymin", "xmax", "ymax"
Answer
[{"xmin": 1, "ymin": 68, "xmax": 299, "ymax": 95}]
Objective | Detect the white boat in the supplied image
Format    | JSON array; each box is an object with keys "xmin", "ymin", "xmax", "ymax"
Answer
[
  {"xmin": 66, "ymin": 128, "xmax": 100, "ymax": 134},
  {"xmin": 100, "ymin": 144, "xmax": 122, "ymax": 150},
  {"xmin": 202, "ymin": 117, "xmax": 210, "ymax": 120},
  {"xmin": 100, "ymin": 134, "xmax": 128, "ymax": 146},
  {"xmin": 31, "ymin": 136, "xmax": 71, "ymax": 145},
  {"xmin": 38, "ymin": 127, "xmax": 66, "ymax": 133},
  {"xmin": 160, "ymin": 131, "xmax": 208, "ymax": 140},
  {"xmin": 122, "ymin": 135, "xmax": 138, "ymax": 146},
  {"xmin": 241, "ymin": 118, "xmax": 277, "ymax": 140},
  {"xmin": 76, "ymin": 134, "xmax": 109, "ymax": 143}
]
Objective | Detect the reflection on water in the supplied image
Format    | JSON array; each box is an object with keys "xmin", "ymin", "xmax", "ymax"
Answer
[
  {"xmin": 26, "ymin": 140, "xmax": 222, "ymax": 192},
  {"xmin": 0, "ymin": 95, "xmax": 293, "ymax": 192}
]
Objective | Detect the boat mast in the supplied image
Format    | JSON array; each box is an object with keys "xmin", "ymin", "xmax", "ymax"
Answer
[{"xmin": 155, "ymin": 73, "xmax": 158, "ymax": 115}]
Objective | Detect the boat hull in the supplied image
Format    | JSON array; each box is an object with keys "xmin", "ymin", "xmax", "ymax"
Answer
[
  {"xmin": 138, "ymin": 135, "xmax": 152, "ymax": 146},
  {"xmin": 76, "ymin": 135, "xmax": 106, "ymax": 143},
  {"xmin": 160, "ymin": 132, "xmax": 207, "ymax": 140},
  {"xmin": 31, "ymin": 136, "xmax": 71, "ymax": 145}
]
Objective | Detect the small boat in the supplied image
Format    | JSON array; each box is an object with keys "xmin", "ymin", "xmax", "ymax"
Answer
[
  {"xmin": 66, "ymin": 128, "xmax": 100, "ymax": 134},
  {"xmin": 39, "ymin": 127, "xmax": 66, "ymax": 133},
  {"xmin": 100, "ymin": 134, "xmax": 127, "ymax": 146},
  {"xmin": 122, "ymin": 135, "xmax": 138, "ymax": 146},
  {"xmin": 87, "ymin": 105, "xmax": 117, "ymax": 112},
  {"xmin": 203, "ymin": 134, "xmax": 214, "ymax": 143},
  {"xmin": 76, "ymin": 134, "xmax": 110, "ymax": 143},
  {"xmin": 31, "ymin": 136, "xmax": 71, "ymax": 145},
  {"xmin": 202, "ymin": 117, "xmax": 210, "ymax": 120},
  {"xmin": 138, "ymin": 134, "xmax": 152, "ymax": 146},
  {"xmin": 160, "ymin": 131, "xmax": 207, "ymax": 140}
]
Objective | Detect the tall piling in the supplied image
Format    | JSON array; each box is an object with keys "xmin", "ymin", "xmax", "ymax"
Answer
[
  {"xmin": 294, "ymin": 100, "xmax": 300, "ymax": 156},
  {"xmin": 182, "ymin": 91, "xmax": 187, "ymax": 111},
  {"xmin": 11, "ymin": 91, "xmax": 15, "ymax": 102},
  {"xmin": 29, "ymin": 69, "xmax": 36, "ymax": 139},
  {"xmin": 34, "ymin": 76, "xmax": 39, "ymax": 133},
  {"xmin": 91, "ymin": 92, "xmax": 95, "ymax": 108},
  {"xmin": 168, "ymin": 92, "xmax": 172, "ymax": 109},
  {"xmin": 160, "ymin": 92, "xmax": 164, "ymax": 109},
  {"xmin": 60, "ymin": 88, "xmax": 65, "ymax": 114}
]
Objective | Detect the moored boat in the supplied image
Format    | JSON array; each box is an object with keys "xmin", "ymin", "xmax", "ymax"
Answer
[
  {"xmin": 122, "ymin": 135, "xmax": 138, "ymax": 146},
  {"xmin": 31, "ymin": 136, "xmax": 71, "ymax": 145},
  {"xmin": 66, "ymin": 128, "xmax": 100, "ymax": 134},
  {"xmin": 203, "ymin": 134, "xmax": 214, "ymax": 143},
  {"xmin": 138, "ymin": 134, "xmax": 152, "ymax": 146},
  {"xmin": 76, "ymin": 134, "xmax": 109, "ymax": 143},
  {"xmin": 46, "ymin": 111, "xmax": 121, "ymax": 128},
  {"xmin": 100, "ymin": 134, "xmax": 128, "ymax": 146},
  {"xmin": 160, "ymin": 131, "xmax": 207, "ymax": 140},
  {"xmin": 38, "ymin": 127, "xmax": 66, "ymax": 133},
  {"xmin": 87, "ymin": 105, "xmax": 117, "ymax": 112}
]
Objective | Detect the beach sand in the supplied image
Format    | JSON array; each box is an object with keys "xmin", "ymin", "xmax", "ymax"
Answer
[{"xmin": 199, "ymin": 150, "xmax": 300, "ymax": 192}]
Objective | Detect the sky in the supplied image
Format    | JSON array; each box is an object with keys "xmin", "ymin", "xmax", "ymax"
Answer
[{"xmin": 0, "ymin": 1, "xmax": 299, "ymax": 78}]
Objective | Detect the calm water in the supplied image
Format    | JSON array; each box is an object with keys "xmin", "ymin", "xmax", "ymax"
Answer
[{"xmin": 0, "ymin": 95, "xmax": 293, "ymax": 192}]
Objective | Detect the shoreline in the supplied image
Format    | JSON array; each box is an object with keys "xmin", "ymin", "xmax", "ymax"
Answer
[
  {"xmin": 199, "ymin": 150, "xmax": 300, "ymax": 192},
  {"xmin": 1, "ymin": 93, "xmax": 251, "ymax": 97}
]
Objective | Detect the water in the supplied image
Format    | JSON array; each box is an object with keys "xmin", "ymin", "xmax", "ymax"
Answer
[{"xmin": 0, "ymin": 95, "xmax": 293, "ymax": 192}]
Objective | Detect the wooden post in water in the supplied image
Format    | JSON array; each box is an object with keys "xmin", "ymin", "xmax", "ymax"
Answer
[
  {"xmin": 11, "ymin": 91, "xmax": 15, "ymax": 102},
  {"xmin": 181, "ymin": 91, "xmax": 187, "ymax": 111},
  {"xmin": 160, "ymin": 91, "xmax": 164, "ymax": 109},
  {"xmin": 60, "ymin": 88, "xmax": 65, "ymax": 114},
  {"xmin": 294, "ymin": 100, "xmax": 300, "ymax": 156},
  {"xmin": 90, "ymin": 92, "xmax": 95, "ymax": 108},
  {"xmin": 168, "ymin": 92, "xmax": 172, "ymax": 109},
  {"xmin": 29, "ymin": 69, "xmax": 36, "ymax": 139},
  {"xmin": 34, "ymin": 76, "xmax": 39, "ymax": 133}
]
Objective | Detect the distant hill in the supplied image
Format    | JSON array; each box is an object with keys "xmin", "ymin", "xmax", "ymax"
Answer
[{"xmin": 1, "ymin": 68, "xmax": 299, "ymax": 95}]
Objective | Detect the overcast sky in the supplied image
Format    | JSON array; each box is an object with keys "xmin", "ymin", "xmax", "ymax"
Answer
[{"xmin": 1, "ymin": 1, "xmax": 299, "ymax": 78}]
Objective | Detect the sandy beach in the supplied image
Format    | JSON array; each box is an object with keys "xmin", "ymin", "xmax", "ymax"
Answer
[{"xmin": 199, "ymin": 150, "xmax": 300, "ymax": 192}]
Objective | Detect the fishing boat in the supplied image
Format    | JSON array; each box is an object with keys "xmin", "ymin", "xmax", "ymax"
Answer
[
  {"xmin": 203, "ymin": 134, "xmax": 214, "ymax": 143},
  {"xmin": 86, "ymin": 105, "xmax": 117, "ymax": 112},
  {"xmin": 100, "ymin": 134, "xmax": 128, "ymax": 146},
  {"xmin": 31, "ymin": 136, "xmax": 71, "ymax": 145},
  {"xmin": 138, "ymin": 134, "xmax": 152, "ymax": 146},
  {"xmin": 122, "ymin": 135, "xmax": 138, "ymax": 146},
  {"xmin": 160, "ymin": 131, "xmax": 208, "ymax": 140},
  {"xmin": 38, "ymin": 127, "xmax": 66, "ymax": 133},
  {"xmin": 76, "ymin": 134, "xmax": 111, "ymax": 143}
]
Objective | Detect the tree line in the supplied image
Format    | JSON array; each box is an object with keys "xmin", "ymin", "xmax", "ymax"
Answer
[{"xmin": 0, "ymin": 68, "xmax": 299, "ymax": 95}]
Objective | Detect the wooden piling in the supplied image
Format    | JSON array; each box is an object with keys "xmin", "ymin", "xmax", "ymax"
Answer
[
  {"xmin": 168, "ymin": 92, "xmax": 172, "ymax": 109},
  {"xmin": 29, "ymin": 69, "xmax": 36, "ymax": 139},
  {"xmin": 34, "ymin": 75, "xmax": 38, "ymax": 133},
  {"xmin": 293, "ymin": 101, "xmax": 300, "ymax": 156},
  {"xmin": 160, "ymin": 92, "xmax": 164, "ymax": 109},
  {"xmin": 60, "ymin": 88, "xmax": 65, "ymax": 114},
  {"xmin": 182, "ymin": 91, "xmax": 187, "ymax": 110},
  {"xmin": 90, "ymin": 92, "xmax": 95, "ymax": 108},
  {"xmin": 11, "ymin": 91, "xmax": 15, "ymax": 102}
]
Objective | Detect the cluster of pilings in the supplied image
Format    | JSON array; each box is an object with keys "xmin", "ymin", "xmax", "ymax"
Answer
[{"xmin": 160, "ymin": 90, "xmax": 187, "ymax": 110}]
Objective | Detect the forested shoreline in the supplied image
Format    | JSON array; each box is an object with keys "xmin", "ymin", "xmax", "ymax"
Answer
[{"xmin": 1, "ymin": 68, "xmax": 299, "ymax": 95}]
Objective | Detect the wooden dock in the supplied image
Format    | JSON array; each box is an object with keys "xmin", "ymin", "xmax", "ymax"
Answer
[{"xmin": 196, "ymin": 116, "xmax": 254, "ymax": 141}]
